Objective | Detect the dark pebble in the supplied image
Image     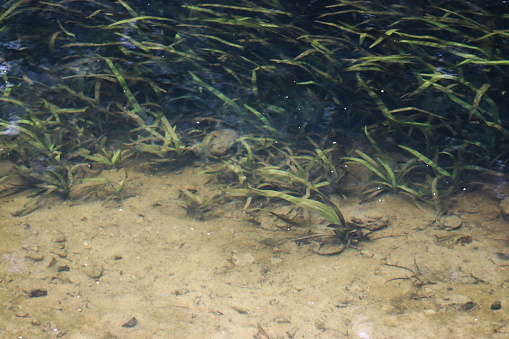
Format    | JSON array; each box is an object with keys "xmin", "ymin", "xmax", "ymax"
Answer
[
  {"xmin": 491, "ymin": 301, "xmax": 502, "ymax": 310},
  {"xmin": 460, "ymin": 301, "xmax": 476, "ymax": 312},
  {"xmin": 57, "ymin": 265, "xmax": 70, "ymax": 272},
  {"xmin": 122, "ymin": 317, "xmax": 138, "ymax": 328},
  {"xmin": 28, "ymin": 289, "xmax": 48, "ymax": 298}
]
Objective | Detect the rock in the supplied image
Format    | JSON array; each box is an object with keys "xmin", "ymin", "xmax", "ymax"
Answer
[
  {"xmin": 270, "ymin": 257, "xmax": 283, "ymax": 265},
  {"xmin": 205, "ymin": 129, "xmax": 238, "ymax": 155},
  {"xmin": 52, "ymin": 247, "xmax": 68, "ymax": 258},
  {"xmin": 231, "ymin": 305, "xmax": 248, "ymax": 314},
  {"xmin": 423, "ymin": 309, "xmax": 437, "ymax": 315},
  {"xmin": 57, "ymin": 265, "xmax": 70, "ymax": 272},
  {"xmin": 173, "ymin": 288, "xmax": 190, "ymax": 296},
  {"xmin": 87, "ymin": 264, "xmax": 104, "ymax": 279},
  {"xmin": 10, "ymin": 305, "xmax": 29, "ymax": 318},
  {"xmin": 491, "ymin": 301, "xmax": 502, "ymax": 310},
  {"xmin": 278, "ymin": 241, "xmax": 299, "ymax": 254},
  {"xmin": 443, "ymin": 215, "xmax": 463, "ymax": 229},
  {"xmin": 53, "ymin": 232, "xmax": 67, "ymax": 243},
  {"xmin": 25, "ymin": 251, "xmax": 44, "ymax": 262},
  {"xmin": 122, "ymin": 317, "xmax": 138, "ymax": 328},
  {"xmin": 27, "ymin": 289, "xmax": 48, "ymax": 298},
  {"xmin": 30, "ymin": 318, "xmax": 42, "ymax": 326},
  {"xmin": 192, "ymin": 129, "xmax": 239, "ymax": 157}
]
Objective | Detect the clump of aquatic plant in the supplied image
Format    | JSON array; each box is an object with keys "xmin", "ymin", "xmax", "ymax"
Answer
[
  {"xmin": 11, "ymin": 163, "xmax": 87, "ymax": 216},
  {"xmin": 209, "ymin": 137, "xmax": 351, "ymax": 231},
  {"xmin": 202, "ymin": 134, "xmax": 346, "ymax": 203},
  {"xmin": 343, "ymin": 127, "xmax": 423, "ymax": 201},
  {"xmin": 200, "ymin": 134, "xmax": 276, "ymax": 186},
  {"xmin": 397, "ymin": 144, "xmax": 489, "ymax": 217},
  {"xmin": 78, "ymin": 148, "xmax": 134, "ymax": 170},
  {"xmin": 226, "ymin": 186, "xmax": 346, "ymax": 227},
  {"xmin": 1, "ymin": 0, "xmax": 509, "ymax": 218}
]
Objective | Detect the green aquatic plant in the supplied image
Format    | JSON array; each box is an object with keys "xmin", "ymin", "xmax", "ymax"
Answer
[
  {"xmin": 78, "ymin": 148, "xmax": 133, "ymax": 169},
  {"xmin": 199, "ymin": 134, "xmax": 276, "ymax": 185},
  {"xmin": 75, "ymin": 134, "xmax": 135, "ymax": 169},
  {"xmin": 227, "ymin": 187, "xmax": 346, "ymax": 227},
  {"xmin": 98, "ymin": 171, "xmax": 130, "ymax": 204},
  {"xmin": 204, "ymin": 135, "xmax": 348, "ymax": 226},
  {"xmin": 127, "ymin": 114, "xmax": 187, "ymax": 168},
  {"xmin": 396, "ymin": 144, "xmax": 481, "ymax": 217},
  {"xmin": 11, "ymin": 163, "xmax": 88, "ymax": 216},
  {"xmin": 201, "ymin": 135, "xmax": 345, "ymax": 204},
  {"xmin": 343, "ymin": 127, "xmax": 423, "ymax": 201},
  {"xmin": 1, "ymin": 0, "xmax": 508, "ymax": 216},
  {"xmin": 251, "ymin": 142, "xmax": 343, "ymax": 198}
]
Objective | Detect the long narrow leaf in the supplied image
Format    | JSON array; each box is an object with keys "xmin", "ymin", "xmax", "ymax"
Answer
[
  {"xmin": 399, "ymin": 145, "xmax": 451, "ymax": 177},
  {"xmin": 226, "ymin": 188, "xmax": 344, "ymax": 226}
]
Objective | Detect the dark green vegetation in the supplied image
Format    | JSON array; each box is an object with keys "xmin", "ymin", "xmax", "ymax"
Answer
[{"xmin": 1, "ymin": 0, "xmax": 508, "ymax": 219}]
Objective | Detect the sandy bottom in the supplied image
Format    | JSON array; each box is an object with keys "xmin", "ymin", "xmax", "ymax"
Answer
[{"xmin": 0, "ymin": 165, "xmax": 508, "ymax": 338}]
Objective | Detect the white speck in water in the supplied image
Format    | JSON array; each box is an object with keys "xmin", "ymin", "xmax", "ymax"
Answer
[{"xmin": 357, "ymin": 330, "xmax": 371, "ymax": 339}]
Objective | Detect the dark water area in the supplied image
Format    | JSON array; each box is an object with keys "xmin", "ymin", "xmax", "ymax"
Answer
[{"xmin": 1, "ymin": 0, "xmax": 509, "ymax": 218}]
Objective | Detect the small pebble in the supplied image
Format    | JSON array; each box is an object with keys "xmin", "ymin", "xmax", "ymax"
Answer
[
  {"xmin": 269, "ymin": 299, "xmax": 279, "ymax": 305},
  {"xmin": 53, "ymin": 248, "xmax": 68, "ymax": 258},
  {"xmin": 231, "ymin": 252, "xmax": 255, "ymax": 266},
  {"xmin": 26, "ymin": 252, "xmax": 44, "ymax": 262},
  {"xmin": 444, "ymin": 215, "xmax": 463, "ymax": 229},
  {"xmin": 173, "ymin": 288, "xmax": 190, "ymax": 296},
  {"xmin": 54, "ymin": 232, "xmax": 67, "ymax": 243},
  {"xmin": 87, "ymin": 264, "xmax": 104, "ymax": 279},
  {"xmin": 122, "ymin": 317, "xmax": 138, "ymax": 328},
  {"xmin": 28, "ymin": 289, "xmax": 47, "ymax": 298},
  {"xmin": 11, "ymin": 306, "xmax": 29, "ymax": 318},
  {"xmin": 231, "ymin": 305, "xmax": 248, "ymax": 314},
  {"xmin": 30, "ymin": 318, "xmax": 41, "ymax": 326},
  {"xmin": 491, "ymin": 301, "xmax": 502, "ymax": 310},
  {"xmin": 57, "ymin": 265, "xmax": 70, "ymax": 272}
]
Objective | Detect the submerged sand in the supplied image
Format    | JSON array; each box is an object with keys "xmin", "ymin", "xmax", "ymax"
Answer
[{"xmin": 0, "ymin": 165, "xmax": 508, "ymax": 338}]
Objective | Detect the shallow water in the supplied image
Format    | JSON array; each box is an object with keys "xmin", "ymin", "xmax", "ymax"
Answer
[
  {"xmin": 1, "ymin": 1, "xmax": 509, "ymax": 337},
  {"xmin": 0, "ymin": 165, "xmax": 508, "ymax": 338}
]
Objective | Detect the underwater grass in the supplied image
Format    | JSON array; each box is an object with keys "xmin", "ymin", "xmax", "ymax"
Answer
[
  {"xmin": 227, "ymin": 187, "xmax": 345, "ymax": 227},
  {"xmin": 1, "ymin": 0, "xmax": 508, "ymax": 215}
]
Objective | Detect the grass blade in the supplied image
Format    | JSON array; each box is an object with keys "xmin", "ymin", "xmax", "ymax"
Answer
[{"xmin": 399, "ymin": 145, "xmax": 451, "ymax": 177}]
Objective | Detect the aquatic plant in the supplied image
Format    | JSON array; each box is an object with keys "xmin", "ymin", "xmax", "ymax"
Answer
[
  {"xmin": 343, "ymin": 127, "xmax": 423, "ymax": 201},
  {"xmin": 0, "ymin": 0, "xmax": 508, "ymax": 215},
  {"xmin": 226, "ymin": 186, "xmax": 346, "ymax": 227}
]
